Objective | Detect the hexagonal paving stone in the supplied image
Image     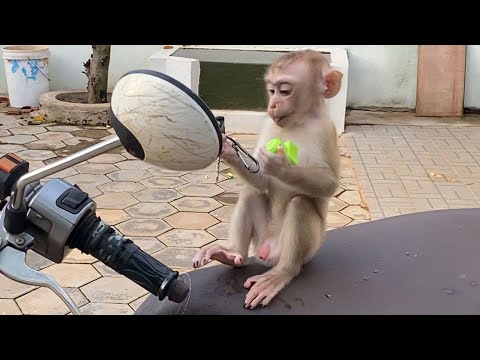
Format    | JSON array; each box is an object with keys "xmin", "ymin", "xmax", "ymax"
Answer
[
  {"xmin": 107, "ymin": 169, "xmax": 151, "ymax": 182},
  {"xmin": 0, "ymin": 118, "xmax": 21, "ymax": 130},
  {"xmin": 140, "ymin": 177, "xmax": 187, "ymax": 189},
  {"xmin": 341, "ymin": 206, "xmax": 371, "ymax": 220},
  {"xmin": 181, "ymin": 172, "xmax": 227, "ymax": 184},
  {"xmin": 153, "ymin": 247, "xmax": 198, "ymax": 269},
  {"xmin": 126, "ymin": 202, "xmax": 177, "ymax": 219},
  {"xmin": 80, "ymin": 303, "xmax": 134, "ymax": 315},
  {"xmin": 158, "ymin": 229, "xmax": 216, "ymax": 248},
  {"xmin": 44, "ymin": 167, "xmax": 79, "ymax": 179},
  {"xmin": 131, "ymin": 237, "xmax": 166, "ymax": 254},
  {"xmin": 26, "ymin": 251, "xmax": 55, "ymax": 270},
  {"xmin": 80, "ymin": 277, "xmax": 148, "ymax": 304},
  {"xmin": 115, "ymin": 160, "xmax": 153, "ymax": 170},
  {"xmin": 164, "ymin": 212, "xmax": 219, "ymax": 230},
  {"xmin": 89, "ymin": 153, "xmax": 126, "ymax": 163},
  {"xmin": 210, "ymin": 206, "xmax": 235, "ymax": 222},
  {"xmin": 36, "ymin": 131, "xmax": 73, "ymax": 141},
  {"xmin": 23, "ymin": 160, "xmax": 44, "ymax": 172},
  {"xmin": 116, "ymin": 218, "xmax": 171, "ymax": 237},
  {"xmin": 74, "ymin": 163, "xmax": 118, "ymax": 175},
  {"xmin": 0, "ymin": 299, "xmax": 22, "ymax": 315},
  {"xmin": 0, "ymin": 129, "xmax": 11, "ymax": 137},
  {"xmin": 338, "ymin": 190, "xmax": 362, "ymax": 205},
  {"xmin": 98, "ymin": 181, "xmax": 146, "ymax": 193},
  {"xmin": 171, "ymin": 197, "xmax": 222, "ymax": 213},
  {"xmin": 133, "ymin": 189, "xmax": 183, "ymax": 203},
  {"xmin": 340, "ymin": 178, "xmax": 359, "ymax": 191},
  {"xmin": 16, "ymin": 287, "xmax": 87, "ymax": 315},
  {"xmin": 43, "ymin": 156, "xmax": 65, "ymax": 165},
  {"xmin": 62, "ymin": 137, "xmax": 98, "ymax": 146},
  {"xmin": 217, "ymin": 179, "xmax": 246, "ymax": 193},
  {"xmin": 95, "ymin": 192, "xmax": 139, "ymax": 209},
  {"xmin": 26, "ymin": 140, "xmax": 66, "ymax": 150},
  {"xmin": 147, "ymin": 167, "xmax": 190, "ymax": 177},
  {"xmin": 207, "ymin": 222, "xmax": 230, "ymax": 239},
  {"xmin": 15, "ymin": 149, "xmax": 57, "ymax": 161},
  {"xmin": 0, "ymin": 134, "xmax": 37, "ymax": 144},
  {"xmin": 334, "ymin": 187, "xmax": 345, "ymax": 197},
  {"xmin": 65, "ymin": 173, "xmax": 112, "ymax": 186},
  {"xmin": 93, "ymin": 262, "xmax": 122, "ymax": 277},
  {"xmin": 178, "ymin": 183, "xmax": 225, "ymax": 197},
  {"xmin": 27, "ymin": 160, "xmax": 46, "ymax": 171},
  {"xmin": 329, "ymin": 197, "xmax": 348, "ymax": 212},
  {"xmin": 41, "ymin": 264, "xmax": 101, "ymax": 288},
  {"xmin": 214, "ymin": 192, "xmax": 239, "ymax": 205},
  {"xmin": 197, "ymin": 161, "xmax": 229, "ymax": 173},
  {"xmin": 96, "ymin": 209, "xmax": 132, "ymax": 225},
  {"xmin": 129, "ymin": 294, "xmax": 150, "ymax": 311},
  {"xmin": 10, "ymin": 125, "xmax": 47, "ymax": 135},
  {"xmin": 72, "ymin": 129, "xmax": 111, "ymax": 139},
  {"xmin": 64, "ymin": 249, "xmax": 97, "ymax": 264},
  {"xmin": 78, "ymin": 184, "xmax": 103, "ymax": 198},
  {"xmin": 0, "ymin": 274, "xmax": 36, "ymax": 299},
  {"xmin": 0, "ymin": 144, "xmax": 26, "ymax": 154},
  {"xmin": 326, "ymin": 211, "xmax": 352, "ymax": 228},
  {"xmin": 46, "ymin": 125, "xmax": 82, "ymax": 132}
]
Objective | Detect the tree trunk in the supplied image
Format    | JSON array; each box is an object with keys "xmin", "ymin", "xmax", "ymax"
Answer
[{"xmin": 83, "ymin": 45, "xmax": 111, "ymax": 104}]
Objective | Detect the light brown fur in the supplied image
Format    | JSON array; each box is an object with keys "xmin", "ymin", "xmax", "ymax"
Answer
[{"xmin": 193, "ymin": 50, "xmax": 342, "ymax": 309}]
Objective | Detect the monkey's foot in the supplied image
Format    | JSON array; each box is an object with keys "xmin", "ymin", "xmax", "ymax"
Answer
[
  {"xmin": 192, "ymin": 244, "xmax": 244, "ymax": 268},
  {"xmin": 244, "ymin": 271, "xmax": 291, "ymax": 309}
]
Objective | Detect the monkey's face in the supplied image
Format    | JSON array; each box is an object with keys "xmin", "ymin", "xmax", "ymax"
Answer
[{"xmin": 265, "ymin": 62, "xmax": 312, "ymax": 128}]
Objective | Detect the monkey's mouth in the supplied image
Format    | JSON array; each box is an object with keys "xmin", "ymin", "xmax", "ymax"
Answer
[{"xmin": 273, "ymin": 116, "xmax": 285, "ymax": 125}]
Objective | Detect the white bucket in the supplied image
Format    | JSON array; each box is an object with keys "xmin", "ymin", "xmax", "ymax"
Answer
[{"xmin": 2, "ymin": 45, "xmax": 50, "ymax": 108}]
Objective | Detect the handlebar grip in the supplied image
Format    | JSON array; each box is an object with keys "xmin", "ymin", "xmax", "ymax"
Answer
[{"xmin": 68, "ymin": 211, "xmax": 189, "ymax": 303}]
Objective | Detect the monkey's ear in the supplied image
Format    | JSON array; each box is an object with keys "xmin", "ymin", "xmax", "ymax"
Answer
[{"xmin": 322, "ymin": 69, "xmax": 343, "ymax": 98}]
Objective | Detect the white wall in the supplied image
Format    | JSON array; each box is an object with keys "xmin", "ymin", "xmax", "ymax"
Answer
[
  {"xmin": 1, "ymin": 45, "xmax": 479, "ymax": 109},
  {"xmin": 0, "ymin": 45, "xmax": 165, "ymax": 93},
  {"xmin": 465, "ymin": 45, "xmax": 480, "ymax": 109}
]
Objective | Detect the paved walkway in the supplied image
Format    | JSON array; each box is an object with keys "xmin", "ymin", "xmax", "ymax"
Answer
[
  {"xmin": 0, "ymin": 110, "xmax": 368, "ymax": 315},
  {"xmin": 343, "ymin": 118, "xmax": 480, "ymax": 219},
  {"xmin": 1, "ymin": 108, "xmax": 479, "ymax": 315}
]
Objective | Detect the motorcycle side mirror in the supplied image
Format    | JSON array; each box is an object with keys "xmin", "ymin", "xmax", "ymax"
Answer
[{"xmin": 109, "ymin": 70, "xmax": 258, "ymax": 173}]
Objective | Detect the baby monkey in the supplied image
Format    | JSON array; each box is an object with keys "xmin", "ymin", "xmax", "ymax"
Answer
[{"xmin": 193, "ymin": 50, "xmax": 342, "ymax": 309}]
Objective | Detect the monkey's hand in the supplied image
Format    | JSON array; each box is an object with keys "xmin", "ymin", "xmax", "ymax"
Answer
[
  {"xmin": 220, "ymin": 134, "xmax": 237, "ymax": 158},
  {"xmin": 258, "ymin": 147, "xmax": 291, "ymax": 178},
  {"xmin": 244, "ymin": 270, "xmax": 292, "ymax": 309},
  {"xmin": 192, "ymin": 242, "xmax": 245, "ymax": 268}
]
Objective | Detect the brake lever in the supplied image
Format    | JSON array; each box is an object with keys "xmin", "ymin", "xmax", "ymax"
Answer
[{"xmin": 0, "ymin": 246, "xmax": 81, "ymax": 315}]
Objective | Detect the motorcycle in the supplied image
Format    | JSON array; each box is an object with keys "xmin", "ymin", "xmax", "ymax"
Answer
[{"xmin": 0, "ymin": 69, "xmax": 258, "ymax": 314}]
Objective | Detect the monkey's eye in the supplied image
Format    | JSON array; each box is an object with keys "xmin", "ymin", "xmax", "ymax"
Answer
[
  {"xmin": 280, "ymin": 90, "xmax": 292, "ymax": 96},
  {"xmin": 268, "ymin": 89, "xmax": 275, "ymax": 95}
]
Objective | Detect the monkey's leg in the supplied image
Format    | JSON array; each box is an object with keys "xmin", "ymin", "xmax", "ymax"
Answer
[
  {"xmin": 192, "ymin": 189, "xmax": 269, "ymax": 268},
  {"xmin": 244, "ymin": 196, "xmax": 323, "ymax": 309}
]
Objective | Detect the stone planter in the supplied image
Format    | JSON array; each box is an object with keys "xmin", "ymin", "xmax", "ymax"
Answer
[{"xmin": 39, "ymin": 90, "xmax": 111, "ymax": 126}]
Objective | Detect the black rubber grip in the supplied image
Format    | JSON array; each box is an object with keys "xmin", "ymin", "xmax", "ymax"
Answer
[{"xmin": 69, "ymin": 212, "xmax": 189, "ymax": 303}]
